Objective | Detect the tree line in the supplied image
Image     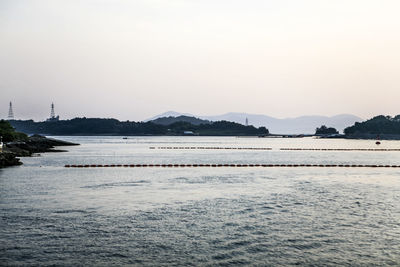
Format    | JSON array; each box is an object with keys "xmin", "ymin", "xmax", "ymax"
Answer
[
  {"xmin": 344, "ymin": 115, "xmax": 400, "ymax": 135},
  {"xmin": 9, "ymin": 117, "xmax": 269, "ymax": 136},
  {"xmin": 0, "ymin": 120, "xmax": 28, "ymax": 142}
]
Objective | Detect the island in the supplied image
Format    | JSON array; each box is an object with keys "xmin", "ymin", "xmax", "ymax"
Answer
[
  {"xmin": 315, "ymin": 125, "xmax": 339, "ymax": 136},
  {"xmin": 344, "ymin": 115, "xmax": 400, "ymax": 140},
  {"xmin": 9, "ymin": 117, "xmax": 269, "ymax": 136}
]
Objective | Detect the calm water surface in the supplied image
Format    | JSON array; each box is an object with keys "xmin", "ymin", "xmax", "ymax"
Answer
[{"xmin": 1, "ymin": 136, "xmax": 400, "ymax": 266}]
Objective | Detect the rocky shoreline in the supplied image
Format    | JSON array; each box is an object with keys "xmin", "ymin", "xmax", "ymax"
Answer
[
  {"xmin": 0, "ymin": 135, "xmax": 79, "ymax": 168},
  {"xmin": 0, "ymin": 152, "xmax": 23, "ymax": 168},
  {"xmin": 345, "ymin": 133, "xmax": 400, "ymax": 140}
]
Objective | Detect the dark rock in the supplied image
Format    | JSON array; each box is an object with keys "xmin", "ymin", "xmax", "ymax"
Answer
[
  {"xmin": 5, "ymin": 135, "xmax": 79, "ymax": 156},
  {"xmin": 0, "ymin": 152, "xmax": 22, "ymax": 168},
  {"xmin": 28, "ymin": 134, "xmax": 79, "ymax": 147},
  {"xmin": 1, "ymin": 135, "xmax": 80, "ymax": 168}
]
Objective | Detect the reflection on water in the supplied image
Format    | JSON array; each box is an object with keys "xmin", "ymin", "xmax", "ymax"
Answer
[{"xmin": 1, "ymin": 136, "xmax": 400, "ymax": 265}]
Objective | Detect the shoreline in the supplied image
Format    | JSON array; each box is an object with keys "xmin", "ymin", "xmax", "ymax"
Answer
[
  {"xmin": 39, "ymin": 134, "xmax": 400, "ymax": 140},
  {"xmin": 0, "ymin": 135, "xmax": 79, "ymax": 168}
]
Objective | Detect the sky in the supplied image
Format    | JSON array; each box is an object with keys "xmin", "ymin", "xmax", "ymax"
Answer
[{"xmin": 1, "ymin": 0, "xmax": 399, "ymax": 121}]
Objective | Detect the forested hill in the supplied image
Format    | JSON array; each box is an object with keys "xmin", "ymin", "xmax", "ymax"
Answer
[
  {"xmin": 150, "ymin": 115, "xmax": 211, "ymax": 126},
  {"xmin": 9, "ymin": 118, "xmax": 269, "ymax": 136},
  {"xmin": 344, "ymin": 115, "xmax": 400, "ymax": 139}
]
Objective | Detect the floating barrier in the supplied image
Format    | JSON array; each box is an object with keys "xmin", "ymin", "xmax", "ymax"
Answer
[
  {"xmin": 280, "ymin": 148, "xmax": 400, "ymax": 151},
  {"xmin": 152, "ymin": 147, "xmax": 400, "ymax": 151},
  {"xmin": 154, "ymin": 146, "xmax": 272, "ymax": 150},
  {"xmin": 65, "ymin": 164, "xmax": 400, "ymax": 168}
]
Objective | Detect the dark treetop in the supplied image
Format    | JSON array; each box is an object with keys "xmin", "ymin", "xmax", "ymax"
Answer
[
  {"xmin": 344, "ymin": 115, "xmax": 400, "ymax": 139},
  {"xmin": 0, "ymin": 119, "xmax": 28, "ymax": 142},
  {"xmin": 315, "ymin": 125, "xmax": 339, "ymax": 135},
  {"xmin": 149, "ymin": 115, "xmax": 211, "ymax": 126}
]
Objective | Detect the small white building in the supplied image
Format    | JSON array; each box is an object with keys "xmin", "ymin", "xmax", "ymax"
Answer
[
  {"xmin": 183, "ymin": 131, "xmax": 194, "ymax": 135},
  {"xmin": 0, "ymin": 136, "xmax": 3, "ymax": 153}
]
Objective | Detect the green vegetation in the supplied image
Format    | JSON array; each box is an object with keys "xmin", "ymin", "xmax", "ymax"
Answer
[
  {"xmin": 166, "ymin": 121, "xmax": 269, "ymax": 136},
  {"xmin": 344, "ymin": 115, "xmax": 400, "ymax": 136},
  {"xmin": 315, "ymin": 125, "xmax": 339, "ymax": 135},
  {"xmin": 9, "ymin": 117, "xmax": 269, "ymax": 136},
  {"xmin": 0, "ymin": 120, "xmax": 28, "ymax": 142}
]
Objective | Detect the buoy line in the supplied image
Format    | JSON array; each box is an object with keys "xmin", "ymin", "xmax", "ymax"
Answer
[
  {"xmin": 280, "ymin": 148, "xmax": 400, "ymax": 151},
  {"xmin": 150, "ymin": 146, "xmax": 272, "ymax": 150},
  {"xmin": 65, "ymin": 164, "xmax": 400, "ymax": 168},
  {"xmin": 149, "ymin": 147, "xmax": 400, "ymax": 151}
]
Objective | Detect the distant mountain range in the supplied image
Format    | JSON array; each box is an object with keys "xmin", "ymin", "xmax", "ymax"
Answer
[{"xmin": 146, "ymin": 111, "xmax": 363, "ymax": 134}]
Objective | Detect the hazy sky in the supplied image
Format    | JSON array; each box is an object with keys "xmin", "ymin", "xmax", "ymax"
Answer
[{"xmin": 1, "ymin": 0, "xmax": 399, "ymax": 121}]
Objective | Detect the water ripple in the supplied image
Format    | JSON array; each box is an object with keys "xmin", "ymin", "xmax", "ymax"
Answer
[{"xmin": 81, "ymin": 180, "xmax": 150, "ymax": 189}]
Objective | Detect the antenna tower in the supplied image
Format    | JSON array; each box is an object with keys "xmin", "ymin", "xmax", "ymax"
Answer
[
  {"xmin": 50, "ymin": 103, "xmax": 55, "ymax": 119},
  {"xmin": 8, "ymin": 102, "xmax": 14, "ymax": 120}
]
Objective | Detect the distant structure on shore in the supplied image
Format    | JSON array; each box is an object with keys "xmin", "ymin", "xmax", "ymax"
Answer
[
  {"xmin": 46, "ymin": 103, "xmax": 59, "ymax": 122},
  {"xmin": 245, "ymin": 117, "xmax": 248, "ymax": 126},
  {"xmin": 4, "ymin": 102, "xmax": 60, "ymax": 121},
  {"xmin": 7, "ymin": 102, "xmax": 14, "ymax": 120}
]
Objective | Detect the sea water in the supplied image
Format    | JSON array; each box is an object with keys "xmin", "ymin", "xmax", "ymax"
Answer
[{"xmin": 1, "ymin": 136, "xmax": 400, "ymax": 265}]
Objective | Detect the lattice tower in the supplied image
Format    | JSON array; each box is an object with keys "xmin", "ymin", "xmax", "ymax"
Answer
[
  {"xmin": 7, "ymin": 102, "xmax": 14, "ymax": 120},
  {"xmin": 50, "ymin": 103, "xmax": 55, "ymax": 118}
]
